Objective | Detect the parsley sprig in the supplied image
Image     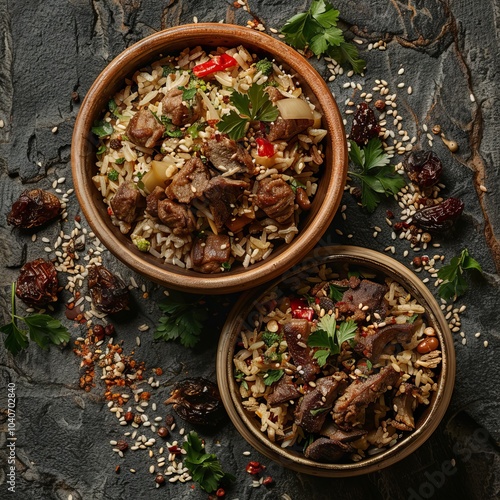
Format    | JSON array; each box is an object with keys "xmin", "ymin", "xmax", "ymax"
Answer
[
  {"xmin": 183, "ymin": 431, "xmax": 235, "ymax": 493},
  {"xmin": 281, "ymin": 0, "xmax": 366, "ymax": 74},
  {"xmin": 307, "ymin": 314, "xmax": 357, "ymax": 366},
  {"xmin": 154, "ymin": 291, "xmax": 208, "ymax": 348},
  {"xmin": 437, "ymin": 248, "xmax": 483, "ymax": 301},
  {"xmin": 1, "ymin": 283, "xmax": 70, "ymax": 355},
  {"xmin": 348, "ymin": 138, "xmax": 406, "ymax": 212},
  {"xmin": 218, "ymin": 84, "xmax": 279, "ymax": 140}
]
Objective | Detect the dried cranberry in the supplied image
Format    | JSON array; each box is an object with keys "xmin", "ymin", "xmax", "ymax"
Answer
[
  {"xmin": 16, "ymin": 259, "xmax": 59, "ymax": 308},
  {"xmin": 350, "ymin": 102, "xmax": 381, "ymax": 145},
  {"xmin": 412, "ymin": 198, "xmax": 464, "ymax": 232},
  {"xmin": 87, "ymin": 265, "xmax": 129, "ymax": 314},
  {"xmin": 403, "ymin": 150, "xmax": 443, "ymax": 188},
  {"xmin": 7, "ymin": 189, "xmax": 61, "ymax": 228}
]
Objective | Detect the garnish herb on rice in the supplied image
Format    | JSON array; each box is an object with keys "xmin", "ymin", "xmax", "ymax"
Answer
[
  {"xmin": 233, "ymin": 265, "xmax": 443, "ymax": 463},
  {"xmin": 92, "ymin": 45, "xmax": 326, "ymax": 274}
]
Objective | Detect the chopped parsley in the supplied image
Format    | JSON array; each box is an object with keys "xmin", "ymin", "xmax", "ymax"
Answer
[
  {"xmin": 329, "ymin": 283, "xmax": 348, "ymax": 302},
  {"xmin": 114, "ymin": 157, "xmax": 126, "ymax": 165},
  {"xmin": 91, "ymin": 120, "xmax": 113, "ymax": 138},
  {"xmin": 263, "ymin": 369, "xmax": 284, "ymax": 386},
  {"xmin": 262, "ymin": 330, "xmax": 281, "ymax": 347},
  {"xmin": 107, "ymin": 169, "xmax": 119, "ymax": 181}
]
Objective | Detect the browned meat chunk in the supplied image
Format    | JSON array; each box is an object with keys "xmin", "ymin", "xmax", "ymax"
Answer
[
  {"xmin": 264, "ymin": 86, "xmax": 284, "ymax": 102},
  {"xmin": 310, "ymin": 276, "xmax": 360, "ymax": 298},
  {"xmin": 355, "ymin": 323, "xmax": 416, "ymax": 363},
  {"xmin": 145, "ymin": 186, "xmax": 166, "ymax": 217},
  {"xmin": 165, "ymin": 157, "xmax": 210, "ymax": 204},
  {"xmin": 126, "ymin": 108, "xmax": 164, "ymax": 148},
  {"xmin": 267, "ymin": 117, "xmax": 313, "ymax": 142},
  {"xmin": 110, "ymin": 181, "xmax": 141, "ymax": 224},
  {"xmin": 332, "ymin": 365, "xmax": 401, "ymax": 430},
  {"xmin": 157, "ymin": 199, "xmax": 196, "ymax": 236},
  {"xmin": 294, "ymin": 374, "xmax": 348, "ymax": 433},
  {"xmin": 266, "ymin": 375, "xmax": 302, "ymax": 407},
  {"xmin": 191, "ymin": 233, "xmax": 231, "ymax": 273},
  {"xmin": 304, "ymin": 438, "xmax": 353, "ymax": 462},
  {"xmin": 255, "ymin": 177, "xmax": 295, "ymax": 224},
  {"xmin": 203, "ymin": 136, "xmax": 258, "ymax": 175},
  {"xmin": 392, "ymin": 383, "xmax": 425, "ymax": 431},
  {"xmin": 204, "ymin": 176, "xmax": 249, "ymax": 229},
  {"xmin": 161, "ymin": 88, "xmax": 202, "ymax": 126},
  {"xmin": 319, "ymin": 421, "xmax": 367, "ymax": 442},
  {"xmin": 283, "ymin": 319, "xmax": 319, "ymax": 382},
  {"xmin": 337, "ymin": 279, "xmax": 388, "ymax": 322}
]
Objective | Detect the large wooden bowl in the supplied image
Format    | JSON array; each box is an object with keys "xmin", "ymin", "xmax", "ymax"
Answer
[
  {"xmin": 72, "ymin": 24, "xmax": 347, "ymax": 293},
  {"xmin": 216, "ymin": 246, "xmax": 456, "ymax": 476}
]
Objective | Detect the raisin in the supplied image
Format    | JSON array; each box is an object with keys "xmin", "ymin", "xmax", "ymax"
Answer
[
  {"xmin": 87, "ymin": 265, "xmax": 129, "ymax": 314},
  {"xmin": 16, "ymin": 258, "xmax": 59, "ymax": 308},
  {"xmin": 403, "ymin": 150, "xmax": 443, "ymax": 188},
  {"xmin": 110, "ymin": 139, "xmax": 122, "ymax": 150},
  {"xmin": 412, "ymin": 198, "xmax": 464, "ymax": 232},
  {"xmin": 349, "ymin": 102, "xmax": 381, "ymax": 145},
  {"xmin": 164, "ymin": 378, "xmax": 225, "ymax": 426},
  {"xmin": 7, "ymin": 189, "xmax": 61, "ymax": 229}
]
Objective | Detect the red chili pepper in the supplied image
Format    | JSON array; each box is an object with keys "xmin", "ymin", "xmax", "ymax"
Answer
[
  {"xmin": 256, "ymin": 137, "xmax": 275, "ymax": 157},
  {"xmin": 107, "ymin": 207, "xmax": 113, "ymax": 216},
  {"xmin": 290, "ymin": 298, "xmax": 315, "ymax": 321},
  {"xmin": 192, "ymin": 53, "xmax": 238, "ymax": 78}
]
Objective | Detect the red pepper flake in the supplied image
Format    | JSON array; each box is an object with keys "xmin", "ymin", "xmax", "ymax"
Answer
[
  {"xmin": 290, "ymin": 298, "xmax": 315, "ymax": 321},
  {"xmin": 256, "ymin": 137, "xmax": 275, "ymax": 157},
  {"xmin": 107, "ymin": 206, "xmax": 113, "ymax": 216}
]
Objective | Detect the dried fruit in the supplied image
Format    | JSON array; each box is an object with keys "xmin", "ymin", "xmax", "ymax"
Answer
[
  {"xmin": 16, "ymin": 259, "xmax": 59, "ymax": 308},
  {"xmin": 7, "ymin": 189, "xmax": 61, "ymax": 228},
  {"xmin": 164, "ymin": 378, "xmax": 225, "ymax": 426},
  {"xmin": 116, "ymin": 440, "xmax": 128, "ymax": 451},
  {"xmin": 349, "ymin": 102, "xmax": 381, "ymax": 145},
  {"xmin": 412, "ymin": 198, "xmax": 464, "ymax": 232},
  {"xmin": 87, "ymin": 265, "xmax": 129, "ymax": 314},
  {"xmin": 245, "ymin": 461, "xmax": 265, "ymax": 475},
  {"xmin": 403, "ymin": 150, "xmax": 443, "ymax": 188}
]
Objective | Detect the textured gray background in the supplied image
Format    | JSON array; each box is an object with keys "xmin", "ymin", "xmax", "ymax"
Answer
[{"xmin": 0, "ymin": 1, "xmax": 499, "ymax": 499}]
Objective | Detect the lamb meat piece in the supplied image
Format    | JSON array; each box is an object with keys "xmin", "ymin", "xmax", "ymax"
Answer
[
  {"xmin": 332, "ymin": 365, "xmax": 401, "ymax": 430},
  {"xmin": 165, "ymin": 157, "xmax": 210, "ymax": 204},
  {"xmin": 264, "ymin": 86, "xmax": 285, "ymax": 102},
  {"xmin": 319, "ymin": 421, "xmax": 367, "ymax": 443},
  {"xmin": 310, "ymin": 276, "xmax": 360, "ymax": 298},
  {"xmin": 283, "ymin": 319, "xmax": 320, "ymax": 382},
  {"xmin": 354, "ymin": 323, "xmax": 416, "ymax": 363},
  {"xmin": 110, "ymin": 181, "xmax": 141, "ymax": 224},
  {"xmin": 294, "ymin": 374, "xmax": 348, "ymax": 433},
  {"xmin": 126, "ymin": 108, "xmax": 164, "ymax": 148},
  {"xmin": 191, "ymin": 233, "xmax": 231, "ymax": 273},
  {"xmin": 304, "ymin": 437, "xmax": 353, "ymax": 462},
  {"xmin": 203, "ymin": 136, "xmax": 258, "ymax": 175},
  {"xmin": 161, "ymin": 88, "xmax": 202, "ymax": 126},
  {"xmin": 157, "ymin": 199, "xmax": 196, "ymax": 236},
  {"xmin": 145, "ymin": 186, "xmax": 166, "ymax": 217},
  {"xmin": 337, "ymin": 279, "xmax": 388, "ymax": 322},
  {"xmin": 267, "ymin": 117, "xmax": 313, "ymax": 142},
  {"xmin": 255, "ymin": 177, "xmax": 295, "ymax": 224},
  {"xmin": 392, "ymin": 383, "xmax": 426, "ymax": 431},
  {"xmin": 266, "ymin": 375, "xmax": 302, "ymax": 406},
  {"xmin": 204, "ymin": 176, "xmax": 249, "ymax": 229}
]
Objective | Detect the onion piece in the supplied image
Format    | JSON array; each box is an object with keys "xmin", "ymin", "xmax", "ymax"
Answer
[
  {"xmin": 141, "ymin": 157, "xmax": 177, "ymax": 194},
  {"xmin": 276, "ymin": 98, "xmax": 314, "ymax": 120}
]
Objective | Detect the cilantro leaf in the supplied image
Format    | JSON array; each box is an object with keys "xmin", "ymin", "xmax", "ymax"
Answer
[
  {"xmin": 281, "ymin": 0, "xmax": 365, "ymax": 73},
  {"xmin": 154, "ymin": 291, "xmax": 208, "ymax": 347},
  {"xmin": 437, "ymin": 248, "xmax": 483, "ymax": 300},
  {"xmin": 263, "ymin": 369, "xmax": 284, "ymax": 386},
  {"xmin": 217, "ymin": 111, "xmax": 249, "ymax": 140},
  {"xmin": 91, "ymin": 120, "xmax": 113, "ymax": 138},
  {"xmin": 178, "ymin": 85, "xmax": 197, "ymax": 102},
  {"xmin": 348, "ymin": 138, "xmax": 405, "ymax": 212},
  {"xmin": 183, "ymin": 431, "xmax": 235, "ymax": 493},
  {"xmin": 313, "ymin": 349, "xmax": 331, "ymax": 367},
  {"xmin": 1, "ymin": 322, "xmax": 28, "ymax": 356},
  {"xmin": 337, "ymin": 319, "xmax": 357, "ymax": 346},
  {"xmin": 329, "ymin": 283, "xmax": 347, "ymax": 302}
]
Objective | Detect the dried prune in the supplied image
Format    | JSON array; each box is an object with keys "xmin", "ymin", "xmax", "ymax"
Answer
[
  {"xmin": 412, "ymin": 198, "xmax": 464, "ymax": 232},
  {"xmin": 87, "ymin": 265, "xmax": 129, "ymax": 314},
  {"xmin": 16, "ymin": 258, "xmax": 59, "ymax": 308},
  {"xmin": 7, "ymin": 189, "xmax": 61, "ymax": 228},
  {"xmin": 350, "ymin": 102, "xmax": 381, "ymax": 145},
  {"xmin": 164, "ymin": 378, "xmax": 225, "ymax": 426},
  {"xmin": 403, "ymin": 150, "xmax": 443, "ymax": 188}
]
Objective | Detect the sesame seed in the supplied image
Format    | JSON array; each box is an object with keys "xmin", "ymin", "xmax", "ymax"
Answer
[
  {"xmin": 243, "ymin": 451, "xmax": 251, "ymax": 456},
  {"xmin": 479, "ymin": 184, "xmax": 487, "ymax": 192},
  {"xmin": 484, "ymin": 341, "xmax": 489, "ymax": 348},
  {"xmin": 52, "ymin": 126, "xmax": 58, "ymax": 133},
  {"xmin": 474, "ymin": 332, "xmax": 481, "ymax": 338},
  {"xmin": 470, "ymin": 93, "xmax": 475, "ymax": 102}
]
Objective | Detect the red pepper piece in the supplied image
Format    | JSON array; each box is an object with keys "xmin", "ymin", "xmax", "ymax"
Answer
[
  {"xmin": 192, "ymin": 53, "xmax": 238, "ymax": 78},
  {"xmin": 290, "ymin": 298, "xmax": 315, "ymax": 321},
  {"xmin": 256, "ymin": 137, "xmax": 275, "ymax": 157}
]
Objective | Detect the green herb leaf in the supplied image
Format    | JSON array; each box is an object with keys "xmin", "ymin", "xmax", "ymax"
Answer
[
  {"xmin": 407, "ymin": 314, "xmax": 418, "ymax": 324},
  {"xmin": 281, "ymin": 0, "xmax": 365, "ymax": 73},
  {"xmin": 235, "ymin": 370, "xmax": 249, "ymax": 390},
  {"xmin": 154, "ymin": 291, "xmax": 208, "ymax": 348},
  {"xmin": 115, "ymin": 157, "xmax": 126, "ymax": 165},
  {"xmin": 329, "ymin": 283, "xmax": 347, "ymax": 302},
  {"xmin": 288, "ymin": 178, "xmax": 307, "ymax": 193},
  {"xmin": 217, "ymin": 110, "xmax": 249, "ymax": 140},
  {"xmin": 263, "ymin": 369, "xmax": 284, "ymax": 386},
  {"xmin": 1, "ymin": 321, "xmax": 28, "ymax": 356},
  {"xmin": 262, "ymin": 331, "xmax": 281, "ymax": 347},
  {"xmin": 313, "ymin": 349, "xmax": 331, "ymax": 367},
  {"xmin": 91, "ymin": 120, "xmax": 114, "ymax": 138},
  {"xmin": 337, "ymin": 319, "xmax": 357, "ymax": 346},
  {"xmin": 348, "ymin": 138, "xmax": 405, "ymax": 212},
  {"xmin": 107, "ymin": 169, "xmax": 119, "ymax": 181},
  {"xmin": 437, "ymin": 248, "xmax": 483, "ymax": 300},
  {"xmin": 178, "ymin": 86, "xmax": 198, "ymax": 102},
  {"xmin": 183, "ymin": 431, "xmax": 235, "ymax": 493},
  {"xmin": 221, "ymin": 261, "xmax": 231, "ymax": 271},
  {"xmin": 310, "ymin": 407, "xmax": 329, "ymax": 416},
  {"xmin": 96, "ymin": 144, "xmax": 107, "ymax": 155}
]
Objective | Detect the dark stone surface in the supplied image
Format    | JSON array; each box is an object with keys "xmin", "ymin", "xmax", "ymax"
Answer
[{"xmin": 0, "ymin": 1, "xmax": 499, "ymax": 499}]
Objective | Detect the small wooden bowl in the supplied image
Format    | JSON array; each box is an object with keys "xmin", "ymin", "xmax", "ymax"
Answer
[
  {"xmin": 71, "ymin": 23, "xmax": 347, "ymax": 294},
  {"xmin": 216, "ymin": 245, "xmax": 456, "ymax": 476}
]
